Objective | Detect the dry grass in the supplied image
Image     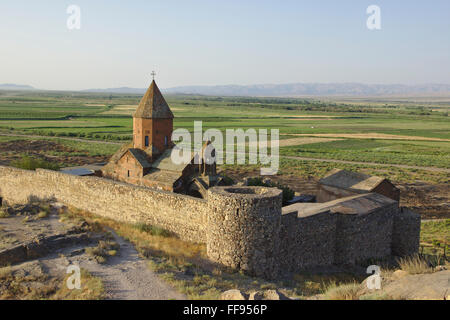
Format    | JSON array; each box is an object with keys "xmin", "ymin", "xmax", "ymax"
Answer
[
  {"xmin": 292, "ymin": 272, "xmax": 365, "ymax": 297},
  {"xmin": 85, "ymin": 240, "xmax": 120, "ymax": 264},
  {"xmin": 52, "ymin": 268, "xmax": 105, "ymax": 300},
  {"xmin": 0, "ymin": 263, "xmax": 104, "ymax": 300},
  {"xmin": 0, "ymin": 266, "xmax": 12, "ymax": 280},
  {"xmin": 0, "ymin": 208, "xmax": 10, "ymax": 218},
  {"xmin": 0, "ymin": 265, "xmax": 56, "ymax": 300},
  {"xmin": 62, "ymin": 207, "xmax": 206, "ymax": 263},
  {"xmin": 324, "ymin": 282, "xmax": 362, "ymax": 300},
  {"xmin": 359, "ymin": 293, "xmax": 407, "ymax": 300},
  {"xmin": 37, "ymin": 210, "xmax": 49, "ymax": 219},
  {"xmin": 397, "ymin": 255, "xmax": 433, "ymax": 275}
]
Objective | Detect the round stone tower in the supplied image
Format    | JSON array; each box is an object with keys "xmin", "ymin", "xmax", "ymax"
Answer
[{"xmin": 206, "ymin": 186, "xmax": 282, "ymax": 279}]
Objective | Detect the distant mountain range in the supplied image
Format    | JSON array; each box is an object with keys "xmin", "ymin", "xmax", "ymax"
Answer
[
  {"xmin": 0, "ymin": 83, "xmax": 35, "ymax": 91},
  {"xmin": 2, "ymin": 82, "xmax": 450, "ymax": 96},
  {"xmin": 84, "ymin": 83, "xmax": 450, "ymax": 96},
  {"xmin": 82, "ymin": 87, "xmax": 147, "ymax": 94},
  {"xmin": 163, "ymin": 83, "xmax": 450, "ymax": 97}
]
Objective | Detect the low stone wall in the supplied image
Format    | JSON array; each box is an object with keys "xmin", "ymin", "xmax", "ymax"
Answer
[
  {"xmin": 0, "ymin": 166, "xmax": 208, "ymax": 243},
  {"xmin": 0, "ymin": 232, "xmax": 89, "ymax": 267}
]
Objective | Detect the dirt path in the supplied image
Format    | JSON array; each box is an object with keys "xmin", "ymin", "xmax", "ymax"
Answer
[
  {"xmin": 1, "ymin": 206, "xmax": 186, "ymax": 300},
  {"xmin": 76, "ymin": 230, "xmax": 186, "ymax": 300}
]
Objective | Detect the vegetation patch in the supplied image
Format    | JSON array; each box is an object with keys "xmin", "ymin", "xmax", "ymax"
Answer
[
  {"xmin": 11, "ymin": 155, "xmax": 60, "ymax": 171},
  {"xmin": 420, "ymin": 219, "xmax": 449, "ymax": 257},
  {"xmin": 0, "ymin": 208, "xmax": 10, "ymax": 219},
  {"xmin": 85, "ymin": 240, "xmax": 120, "ymax": 264},
  {"xmin": 246, "ymin": 177, "xmax": 295, "ymax": 205},
  {"xmin": 324, "ymin": 282, "xmax": 362, "ymax": 300},
  {"xmin": 133, "ymin": 223, "xmax": 174, "ymax": 238},
  {"xmin": 397, "ymin": 255, "xmax": 434, "ymax": 275},
  {"xmin": 52, "ymin": 268, "xmax": 105, "ymax": 300},
  {"xmin": 0, "ymin": 261, "xmax": 104, "ymax": 300}
]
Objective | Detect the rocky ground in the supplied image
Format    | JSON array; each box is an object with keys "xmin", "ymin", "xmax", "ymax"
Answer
[
  {"xmin": 1, "ymin": 201, "xmax": 448, "ymax": 300},
  {"xmin": 373, "ymin": 269, "xmax": 449, "ymax": 300},
  {"xmin": 0, "ymin": 202, "xmax": 184, "ymax": 300},
  {"xmin": 219, "ymin": 269, "xmax": 450, "ymax": 300}
]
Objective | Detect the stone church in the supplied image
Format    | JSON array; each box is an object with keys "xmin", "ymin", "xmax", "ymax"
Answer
[{"xmin": 102, "ymin": 80, "xmax": 221, "ymax": 198}]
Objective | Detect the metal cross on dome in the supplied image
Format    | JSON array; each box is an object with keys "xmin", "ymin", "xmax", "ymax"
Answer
[{"xmin": 151, "ymin": 71, "xmax": 156, "ymax": 80}]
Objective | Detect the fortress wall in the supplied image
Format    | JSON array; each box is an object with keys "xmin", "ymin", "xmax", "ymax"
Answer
[
  {"xmin": 0, "ymin": 166, "xmax": 208, "ymax": 243},
  {"xmin": 279, "ymin": 210, "xmax": 337, "ymax": 272},
  {"xmin": 392, "ymin": 207, "xmax": 421, "ymax": 257},
  {"xmin": 279, "ymin": 193, "xmax": 402, "ymax": 272},
  {"xmin": 206, "ymin": 187, "xmax": 282, "ymax": 279},
  {"xmin": 334, "ymin": 202, "xmax": 398, "ymax": 265},
  {"xmin": 0, "ymin": 166, "xmax": 420, "ymax": 277}
]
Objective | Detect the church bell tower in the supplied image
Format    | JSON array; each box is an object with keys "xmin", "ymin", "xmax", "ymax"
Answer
[{"xmin": 133, "ymin": 75, "xmax": 174, "ymax": 154}]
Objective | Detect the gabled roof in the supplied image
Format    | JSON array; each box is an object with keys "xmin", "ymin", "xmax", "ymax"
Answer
[
  {"xmin": 319, "ymin": 169, "xmax": 387, "ymax": 192},
  {"xmin": 282, "ymin": 193, "xmax": 397, "ymax": 217},
  {"xmin": 128, "ymin": 148, "xmax": 152, "ymax": 168},
  {"xmin": 142, "ymin": 169, "xmax": 182, "ymax": 187},
  {"xmin": 133, "ymin": 80, "xmax": 174, "ymax": 119},
  {"xmin": 151, "ymin": 147, "xmax": 193, "ymax": 172}
]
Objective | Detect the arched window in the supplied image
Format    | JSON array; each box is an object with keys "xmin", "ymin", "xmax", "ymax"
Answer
[
  {"xmin": 164, "ymin": 136, "xmax": 168, "ymax": 146},
  {"xmin": 145, "ymin": 136, "xmax": 149, "ymax": 147}
]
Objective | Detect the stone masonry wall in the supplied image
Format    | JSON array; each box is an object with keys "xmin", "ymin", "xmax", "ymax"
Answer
[
  {"xmin": 334, "ymin": 202, "xmax": 398, "ymax": 265},
  {"xmin": 279, "ymin": 210, "xmax": 337, "ymax": 272},
  {"xmin": 0, "ymin": 166, "xmax": 207, "ymax": 243},
  {"xmin": 0, "ymin": 166, "xmax": 420, "ymax": 278},
  {"xmin": 392, "ymin": 207, "xmax": 421, "ymax": 257},
  {"xmin": 206, "ymin": 187, "xmax": 282, "ymax": 279}
]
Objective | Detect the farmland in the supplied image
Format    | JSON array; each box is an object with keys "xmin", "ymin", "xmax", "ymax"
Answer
[{"xmin": 0, "ymin": 89, "xmax": 449, "ymax": 218}]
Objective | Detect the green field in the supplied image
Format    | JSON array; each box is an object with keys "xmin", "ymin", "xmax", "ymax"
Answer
[{"xmin": 0, "ymin": 90, "xmax": 449, "ymax": 184}]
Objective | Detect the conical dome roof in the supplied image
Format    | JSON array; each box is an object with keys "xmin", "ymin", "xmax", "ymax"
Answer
[{"xmin": 133, "ymin": 80, "xmax": 174, "ymax": 119}]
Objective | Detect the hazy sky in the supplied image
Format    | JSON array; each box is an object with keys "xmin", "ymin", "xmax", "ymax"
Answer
[{"xmin": 1, "ymin": 0, "xmax": 449, "ymax": 90}]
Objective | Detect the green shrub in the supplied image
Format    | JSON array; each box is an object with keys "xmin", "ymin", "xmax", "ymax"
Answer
[
  {"xmin": 220, "ymin": 175, "xmax": 235, "ymax": 186},
  {"xmin": 133, "ymin": 223, "xmax": 173, "ymax": 237},
  {"xmin": 86, "ymin": 240, "xmax": 120, "ymax": 264},
  {"xmin": 37, "ymin": 211, "xmax": 49, "ymax": 219},
  {"xmin": 11, "ymin": 156, "xmax": 60, "ymax": 171},
  {"xmin": 247, "ymin": 177, "xmax": 294, "ymax": 205}
]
